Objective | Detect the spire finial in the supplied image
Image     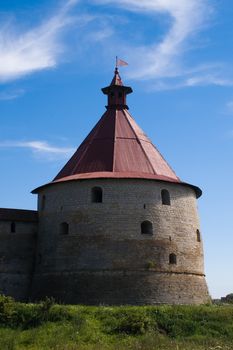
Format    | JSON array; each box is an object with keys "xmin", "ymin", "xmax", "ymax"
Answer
[{"xmin": 115, "ymin": 56, "xmax": 119, "ymax": 74}]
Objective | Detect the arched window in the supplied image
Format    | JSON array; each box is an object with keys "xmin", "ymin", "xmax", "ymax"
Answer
[
  {"xmin": 10, "ymin": 222, "xmax": 16, "ymax": 233},
  {"xmin": 161, "ymin": 189, "xmax": 170, "ymax": 205},
  {"xmin": 169, "ymin": 253, "xmax": 177, "ymax": 264},
  {"xmin": 91, "ymin": 187, "xmax": 103, "ymax": 203},
  {"xmin": 60, "ymin": 222, "xmax": 69, "ymax": 235},
  {"xmin": 41, "ymin": 195, "xmax": 46, "ymax": 211},
  {"xmin": 196, "ymin": 229, "xmax": 201, "ymax": 242},
  {"xmin": 141, "ymin": 221, "xmax": 153, "ymax": 235}
]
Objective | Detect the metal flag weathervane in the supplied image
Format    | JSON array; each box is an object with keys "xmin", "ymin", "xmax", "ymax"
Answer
[{"xmin": 116, "ymin": 56, "xmax": 128, "ymax": 68}]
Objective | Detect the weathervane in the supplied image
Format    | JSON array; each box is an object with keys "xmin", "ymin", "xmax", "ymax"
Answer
[{"xmin": 115, "ymin": 56, "xmax": 128, "ymax": 69}]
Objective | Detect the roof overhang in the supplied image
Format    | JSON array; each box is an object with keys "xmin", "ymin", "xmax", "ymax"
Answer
[
  {"xmin": 102, "ymin": 85, "xmax": 133, "ymax": 95},
  {"xmin": 32, "ymin": 171, "xmax": 202, "ymax": 198}
]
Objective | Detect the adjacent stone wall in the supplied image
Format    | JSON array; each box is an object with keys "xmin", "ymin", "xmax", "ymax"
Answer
[
  {"xmin": 31, "ymin": 179, "xmax": 210, "ymax": 304},
  {"xmin": 0, "ymin": 209, "xmax": 38, "ymax": 301}
]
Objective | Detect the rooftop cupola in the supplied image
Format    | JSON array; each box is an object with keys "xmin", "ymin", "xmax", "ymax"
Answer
[{"xmin": 102, "ymin": 67, "xmax": 133, "ymax": 110}]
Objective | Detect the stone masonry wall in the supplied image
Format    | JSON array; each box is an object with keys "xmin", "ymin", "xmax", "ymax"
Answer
[
  {"xmin": 0, "ymin": 216, "xmax": 37, "ymax": 301},
  {"xmin": 31, "ymin": 178, "xmax": 210, "ymax": 304}
]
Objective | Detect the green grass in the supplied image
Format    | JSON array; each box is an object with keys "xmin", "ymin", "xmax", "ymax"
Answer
[{"xmin": 0, "ymin": 295, "xmax": 233, "ymax": 349}]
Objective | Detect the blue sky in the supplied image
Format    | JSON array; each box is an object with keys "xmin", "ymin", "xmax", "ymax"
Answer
[{"xmin": 0, "ymin": 0, "xmax": 233, "ymax": 299}]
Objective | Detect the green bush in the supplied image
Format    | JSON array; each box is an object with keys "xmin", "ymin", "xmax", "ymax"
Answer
[
  {"xmin": 100, "ymin": 307, "xmax": 157, "ymax": 335},
  {"xmin": 0, "ymin": 295, "xmax": 65, "ymax": 329},
  {"xmin": 14, "ymin": 298, "xmax": 71, "ymax": 329},
  {"xmin": 0, "ymin": 295, "xmax": 16, "ymax": 326}
]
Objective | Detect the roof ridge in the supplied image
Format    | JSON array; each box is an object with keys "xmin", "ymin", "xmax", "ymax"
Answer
[
  {"xmin": 74, "ymin": 111, "xmax": 111, "ymax": 174},
  {"xmin": 112, "ymin": 109, "xmax": 117, "ymax": 171},
  {"xmin": 124, "ymin": 109, "xmax": 180, "ymax": 180},
  {"xmin": 122, "ymin": 109, "xmax": 157, "ymax": 175}
]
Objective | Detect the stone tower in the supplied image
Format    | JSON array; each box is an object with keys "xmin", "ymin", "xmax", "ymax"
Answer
[{"xmin": 31, "ymin": 68, "xmax": 210, "ymax": 304}]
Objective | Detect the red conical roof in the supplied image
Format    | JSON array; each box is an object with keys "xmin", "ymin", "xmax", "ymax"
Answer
[
  {"xmin": 53, "ymin": 108, "xmax": 180, "ymax": 183},
  {"xmin": 32, "ymin": 69, "xmax": 201, "ymax": 197}
]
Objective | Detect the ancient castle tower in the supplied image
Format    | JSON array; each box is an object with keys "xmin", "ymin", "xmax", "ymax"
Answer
[{"xmin": 0, "ymin": 69, "xmax": 210, "ymax": 304}]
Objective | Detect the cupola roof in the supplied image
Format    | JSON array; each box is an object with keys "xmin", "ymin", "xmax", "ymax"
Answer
[
  {"xmin": 32, "ymin": 68, "xmax": 201, "ymax": 197},
  {"xmin": 110, "ymin": 67, "xmax": 123, "ymax": 86}
]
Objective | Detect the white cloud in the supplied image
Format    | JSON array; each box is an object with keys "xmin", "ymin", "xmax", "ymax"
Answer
[
  {"xmin": 185, "ymin": 75, "xmax": 233, "ymax": 88},
  {"xmin": 0, "ymin": 89, "xmax": 25, "ymax": 100},
  {"xmin": 94, "ymin": 0, "xmax": 209, "ymax": 80},
  {"xmin": 151, "ymin": 74, "xmax": 233, "ymax": 91},
  {"xmin": 87, "ymin": 26, "xmax": 114, "ymax": 43},
  {"xmin": 93, "ymin": 0, "xmax": 233, "ymax": 90},
  {"xmin": 0, "ymin": 0, "xmax": 80, "ymax": 82},
  {"xmin": 0, "ymin": 140, "xmax": 75, "ymax": 160},
  {"xmin": 0, "ymin": 0, "xmax": 230, "ymax": 90}
]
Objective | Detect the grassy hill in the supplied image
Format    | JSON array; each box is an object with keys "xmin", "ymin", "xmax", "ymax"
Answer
[{"xmin": 1, "ymin": 295, "xmax": 233, "ymax": 350}]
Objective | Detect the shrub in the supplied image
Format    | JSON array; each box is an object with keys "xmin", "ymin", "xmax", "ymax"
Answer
[
  {"xmin": 0, "ymin": 295, "xmax": 16, "ymax": 326},
  {"xmin": 14, "ymin": 303, "xmax": 44, "ymax": 329},
  {"xmin": 40, "ymin": 296, "xmax": 55, "ymax": 313},
  {"xmin": 104, "ymin": 308, "xmax": 157, "ymax": 335},
  {"xmin": 10, "ymin": 297, "xmax": 58, "ymax": 329}
]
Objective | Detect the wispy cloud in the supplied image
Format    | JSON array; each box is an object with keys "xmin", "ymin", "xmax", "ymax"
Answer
[
  {"xmin": 151, "ymin": 72, "xmax": 233, "ymax": 91},
  {"xmin": 93, "ymin": 0, "xmax": 232, "ymax": 89},
  {"xmin": 0, "ymin": 0, "xmax": 80, "ymax": 82},
  {"xmin": 95, "ymin": 1, "xmax": 208, "ymax": 77},
  {"xmin": 184, "ymin": 75, "xmax": 233, "ymax": 88},
  {"xmin": 0, "ymin": 89, "xmax": 25, "ymax": 100},
  {"xmin": 0, "ymin": 140, "xmax": 75, "ymax": 160},
  {"xmin": 0, "ymin": 0, "xmax": 231, "ymax": 90}
]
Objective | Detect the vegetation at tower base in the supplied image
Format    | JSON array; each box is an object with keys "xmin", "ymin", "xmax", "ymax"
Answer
[{"xmin": 1, "ymin": 295, "xmax": 233, "ymax": 350}]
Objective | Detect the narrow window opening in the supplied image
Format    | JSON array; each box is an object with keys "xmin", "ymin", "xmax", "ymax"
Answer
[
  {"xmin": 141, "ymin": 221, "xmax": 153, "ymax": 235},
  {"xmin": 91, "ymin": 187, "xmax": 103, "ymax": 203},
  {"xmin": 169, "ymin": 253, "xmax": 177, "ymax": 264},
  {"xmin": 161, "ymin": 189, "xmax": 171, "ymax": 205},
  {"xmin": 196, "ymin": 229, "xmax": 201, "ymax": 242},
  {"xmin": 60, "ymin": 222, "xmax": 69, "ymax": 235},
  {"xmin": 11, "ymin": 222, "xmax": 16, "ymax": 233},
  {"xmin": 169, "ymin": 236, "xmax": 172, "ymax": 241},
  {"xmin": 41, "ymin": 195, "xmax": 46, "ymax": 211},
  {"xmin": 143, "ymin": 204, "xmax": 146, "ymax": 209}
]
